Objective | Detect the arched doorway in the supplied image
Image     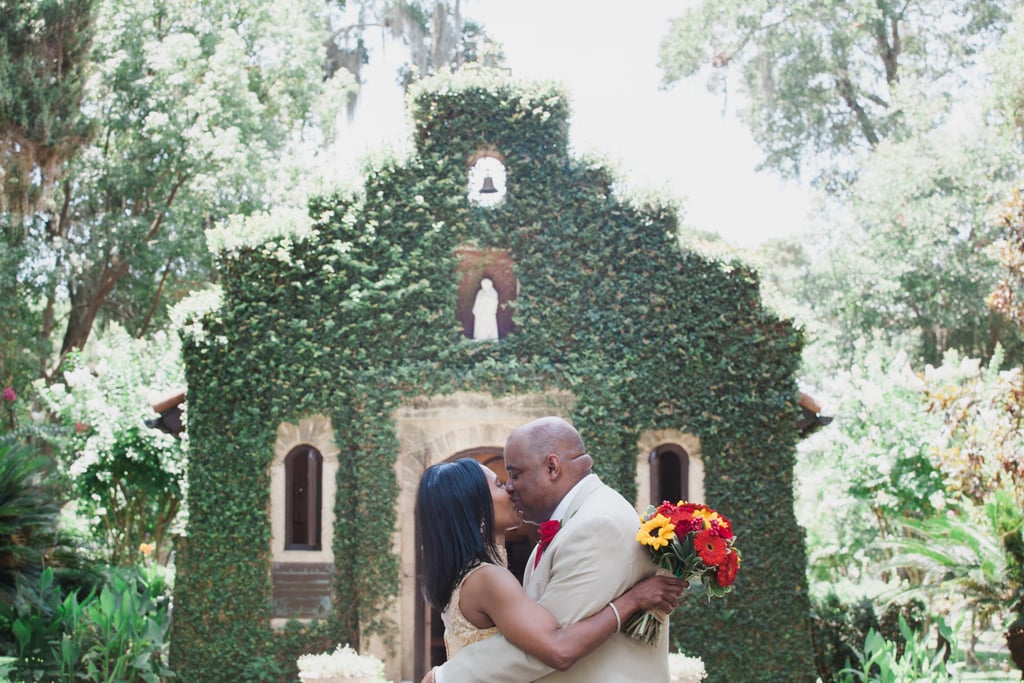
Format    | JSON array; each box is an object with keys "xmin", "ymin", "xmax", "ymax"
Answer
[
  {"xmin": 649, "ymin": 443, "xmax": 690, "ymax": 506},
  {"xmin": 414, "ymin": 446, "xmax": 539, "ymax": 676}
]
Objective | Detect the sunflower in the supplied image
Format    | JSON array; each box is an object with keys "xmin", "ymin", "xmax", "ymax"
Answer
[
  {"xmin": 636, "ymin": 513, "xmax": 676, "ymax": 550},
  {"xmin": 694, "ymin": 528, "xmax": 728, "ymax": 566}
]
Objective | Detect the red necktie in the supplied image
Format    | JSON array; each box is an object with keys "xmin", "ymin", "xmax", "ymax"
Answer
[{"xmin": 534, "ymin": 520, "xmax": 561, "ymax": 568}]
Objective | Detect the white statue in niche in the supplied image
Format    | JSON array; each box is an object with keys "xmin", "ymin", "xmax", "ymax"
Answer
[{"xmin": 472, "ymin": 278, "xmax": 500, "ymax": 341}]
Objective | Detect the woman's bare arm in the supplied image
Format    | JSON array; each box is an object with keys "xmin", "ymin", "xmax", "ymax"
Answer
[{"xmin": 459, "ymin": 565, "xmax": 683, "ymax": 671}]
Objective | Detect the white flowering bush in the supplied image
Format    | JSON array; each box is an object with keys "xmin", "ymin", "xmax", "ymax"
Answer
[
  {"xmin": 35, "ymin": 324, "xmax": 187, "ymax": 565},
  {"xmin": 797, "ymin": 341, "xmax": 947, "ymax": 585},
  {"xmin": 296, "ymin": 645, "xmax": 387, "ymax": 681},
  {"xmin": 668, "ymin": 651, "xmax": 707, "ymax": 682}
]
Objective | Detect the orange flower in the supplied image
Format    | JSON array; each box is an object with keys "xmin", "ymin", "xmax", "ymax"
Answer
[
  {"xmin": 716, "ymin": 550, "xmax": 740, "ymax": 587},
  {"xmin": 694, "ymin": 529, "xmax": 727, "ymax": 566}
]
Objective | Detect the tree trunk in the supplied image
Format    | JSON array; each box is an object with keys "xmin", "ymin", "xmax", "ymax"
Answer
[{"xmin": 60, "ymin": 258, "xmax": 129, "ymax": 358}]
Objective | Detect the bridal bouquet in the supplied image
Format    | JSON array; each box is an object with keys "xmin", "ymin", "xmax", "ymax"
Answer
[{"xmin": 625, "ymin": 501, "xmax": 741, "ymax": 645}]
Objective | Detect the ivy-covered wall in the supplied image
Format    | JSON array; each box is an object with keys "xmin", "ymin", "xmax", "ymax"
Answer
[{"xmin": 170, "ymin": 70, "xmax": 815, "ymax": 683}]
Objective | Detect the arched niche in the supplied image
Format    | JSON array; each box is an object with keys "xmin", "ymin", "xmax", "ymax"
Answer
[
  {"xmin": 455, "ymin": 246, "xmax": 517, "ymax": 340},
  {"xmin": 467, "ymin": 150, "xmax": 507, "ymax": 207},
  {"xmin": 634, "ymin": 429, "xmax": 704, "ymax": 510}
]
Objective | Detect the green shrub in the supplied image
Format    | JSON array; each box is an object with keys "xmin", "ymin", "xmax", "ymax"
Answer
[
  {"xmin": 811, "ymin": 594, "xmax": 930, "ymax": 682},
  {"xmin": 0, "ymin": 564, "xmax": 173, "ymax": 683},
  {"xmin": 810, "ymin": 592, "xmax": 881, "ymax": 683},
  {"xmin": 75, "ymin": 565, "xmax": 174, "ymax": 683},
  {"xmin": 837, "ymin": 615, "xmax": 960, "ymax": 683},
  {"xmin": 0, "ymin": 440, "xmax": 66, "ymax": 603},
  {"xmin": 0, "ymin": 567, "xmax": 83, "ymax": 681}
]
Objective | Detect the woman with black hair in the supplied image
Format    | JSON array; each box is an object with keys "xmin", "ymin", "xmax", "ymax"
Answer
[{"xmin": 415, "ymin": 458, "xmax": 684, "ymax": 676}]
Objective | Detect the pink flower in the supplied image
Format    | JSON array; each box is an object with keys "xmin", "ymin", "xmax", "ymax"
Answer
[{"xmin": 2, "ymin": 386, "xmax": 15, "ymax": 402}]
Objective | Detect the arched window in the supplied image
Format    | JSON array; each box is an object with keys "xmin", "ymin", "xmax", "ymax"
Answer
[
  {"xmin": 285, "ymin": 446, "xmax": 322, "ymax": 550},
  {"xmin": 649, "ymin": 444, "xmax": 689, "ymax": 506}
]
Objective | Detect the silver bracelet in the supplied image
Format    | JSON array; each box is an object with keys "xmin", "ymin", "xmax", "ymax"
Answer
[{"xmin": 608, "ymin": 602, "xmax": 622, "ymax": 632}]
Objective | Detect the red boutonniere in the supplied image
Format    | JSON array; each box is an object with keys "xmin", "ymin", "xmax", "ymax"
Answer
[{"xmin": 534, "ymin": 519, "xmax": 561, "ymax": 568}]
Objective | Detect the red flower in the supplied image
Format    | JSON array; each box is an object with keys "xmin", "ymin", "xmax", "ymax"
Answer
[
  {"xmin": 2, "ymin": 386, "xmax": 15, "ymax": 402},
  {"xmin": 534, "ymin": 519, "xmax": 561, "ymax": 568},
  {"xmin": 709, "ymin": 516, "xmax": 734, "ymax": 541},
  {"xmin": 74, "ymin": 422, "xmax": 90, "ymax": 433},
  {"xmin": 694, "ymin": 529, "xmax": 728, "ymax": 566},
  {"xmin": 656, "ymin": 501, "xmax": 699, "ymax": 535},
  {"xmin": 716, "ymin": 550, "xmax": 740, "ymax": 587}
]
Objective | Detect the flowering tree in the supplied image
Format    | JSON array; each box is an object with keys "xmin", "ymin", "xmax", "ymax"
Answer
[
  {"xmin": 36, "ymin": 325, "xmax": 186, "ymax": 566},
  {"xmin": 796, "ymin": 342, "xmax": 947, "ymax": 584}
]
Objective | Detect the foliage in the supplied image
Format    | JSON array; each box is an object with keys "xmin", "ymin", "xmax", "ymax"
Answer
[
  {"xmin": 0, "ymin": 0, "xmax": 95, "ymax": 217},
  {"xmin": 923, "ymin": 347, "xmax": 1024, "ymax": 508},
  {"xmin": 324, "ymin": 1, "xmax": 503, "ymax": 96},
  {"xmin": 1, "ymin": 0, "xmax": 356, "ymax": 390},
  {"xmin": 74, "ymin": 564, "xmax": 174, "ymax": 683},
  {"xmin": 0, "ymin": 563, "xmax": 173, "ymax": 683},
  {"xmin": 804, "ymin": 114, "xmax": 1022, "ymax": 368},
  {"xmin": 0, "ymin": 566, "xmax": 83, "ymax": 681},
  {"xmin": 810, "ymin": 592, "xmax": 881, "ymax": 683},
  {"xmin": 887, "ymin": 505, "xmax": 1008, "ymax": 623},
  {"xmin": 172, "ymin": 71, "xmax": 814, "ymax": 682},
  {"xmin": 988, "ymin": 5, "xmax": 1024, "ymax": 134},
  {"xmin": 796, "ymin": 342, "xmax": 945, "ymax": 585},
  {"xmin": 810, "ymin": 594, "xmax": 928, "ymax": 683},
  {"xmin": 0, "ymin": 438, "xmax": 92, "ymax": 607},
  {"xmin": 658, "ymin": 0, "xmax": 1014, "ymax": 185},
  {"xmin": 35, "ymin": 326, "xmax": 187, "ymax": 566},
  {"xmin": 837, "ymin": 614, "xmax": 960, "ymax": 683},
  {"xmin": 886, "ymin": 494, "xmax": 1024, "ymax": 649},
  {"xmin": 989, "ymin": 189, "xmax": 1024, "ymax": 331}
]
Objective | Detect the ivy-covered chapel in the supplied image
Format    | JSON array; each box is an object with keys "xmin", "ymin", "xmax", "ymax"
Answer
[{"xmin": 170, "ymin": 70, "xmax": 817, "ymax": 683}]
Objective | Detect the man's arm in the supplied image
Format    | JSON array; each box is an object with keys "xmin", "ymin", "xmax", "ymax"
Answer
[{"xmin": 436, "ymin": 511, "xmax": 636, "ymax": 682}]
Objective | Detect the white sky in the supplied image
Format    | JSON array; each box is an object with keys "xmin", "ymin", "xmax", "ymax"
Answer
[{"xmin": 330, "ymin": 0, "xmax": 814, "ymax": 248}]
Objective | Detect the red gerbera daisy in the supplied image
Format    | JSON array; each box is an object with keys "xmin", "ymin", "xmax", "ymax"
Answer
[
  {"xmin": 716, "ymin": 549, "xmax": 740, "ymax": 587},
  {"xmin": 694, "ymin": 529, "xmax": 728, "ymax": 566}
]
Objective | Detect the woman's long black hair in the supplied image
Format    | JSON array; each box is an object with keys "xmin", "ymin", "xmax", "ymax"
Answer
[{"xmin": 416, "ymin": 458, "xmax": 501, "ymax": 611}]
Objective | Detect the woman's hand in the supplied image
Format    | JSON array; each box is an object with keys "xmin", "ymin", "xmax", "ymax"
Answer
[
  {"xmin": 621, "ymin": 574, "xmax": 687, "ymax": 615},
  {"xmin": 420, "ymin": 667, "xmax": 436, "ymax": 683}
]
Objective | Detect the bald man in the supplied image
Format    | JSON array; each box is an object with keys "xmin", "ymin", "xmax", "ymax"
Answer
[{"xmin": 431, "ymin": 416, "xmax": 672, "ymax": 683}]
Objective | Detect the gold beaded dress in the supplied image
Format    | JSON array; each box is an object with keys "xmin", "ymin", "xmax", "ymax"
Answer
[{"xmin": 441, "ymin": 546, "xmax": 508, "ymax": 657}]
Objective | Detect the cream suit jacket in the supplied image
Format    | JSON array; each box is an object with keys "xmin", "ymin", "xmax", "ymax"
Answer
[{"xmin": 435, "ymin": 474, "xmax": 670, "ymax": 683}]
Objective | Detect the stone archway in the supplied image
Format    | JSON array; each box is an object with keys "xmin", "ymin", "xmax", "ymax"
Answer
[{"xmin": 384, "ymin": 390, "xmax": 574, "ymax": 683}]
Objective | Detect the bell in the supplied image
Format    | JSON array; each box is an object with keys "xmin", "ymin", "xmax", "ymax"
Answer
[{"xmin": 479, "ymin": 175, "xmax": 498, "ymax": 194}]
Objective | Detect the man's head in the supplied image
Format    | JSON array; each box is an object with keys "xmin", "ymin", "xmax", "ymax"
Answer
[{"xmin": 502, "ymin": 416, "xmax": 593, "ymax": 523}]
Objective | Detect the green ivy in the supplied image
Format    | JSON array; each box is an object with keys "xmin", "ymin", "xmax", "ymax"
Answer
[{"xmin": 170, "ymin": 71, "xmax": 816, "ymax": 682}]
